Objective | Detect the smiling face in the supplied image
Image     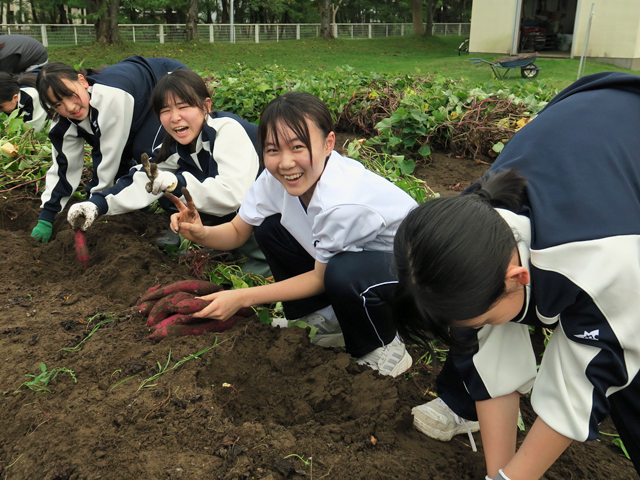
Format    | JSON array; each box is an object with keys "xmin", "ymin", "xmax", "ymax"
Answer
[
  {"xmin": 0, "ymin": 94, "xmax": 19, "ymax": 114},
  {"xmin": 263, "ymin": 117, "xmax": 335, "ymax": 206},
  {"xmin": 47, "ymin": 75, "xmax": 91, "ymax": 121},
  {"xmin": 159, "ymin": 94, "xmax": 211, "ymax": 147}
]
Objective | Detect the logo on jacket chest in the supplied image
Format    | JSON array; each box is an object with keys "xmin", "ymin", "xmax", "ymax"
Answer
[{"xmin": 574, "ymin": 329, "xmax": 599, "ymax": 341}]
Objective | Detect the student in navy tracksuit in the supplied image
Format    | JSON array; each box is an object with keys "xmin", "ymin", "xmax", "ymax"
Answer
[
  {"xmin": 30, "ymin": 55, "xmax": 188, "ymax": 243},
  {"xmin": 0, "ymin": 35, "xmax": 48, "ymax": 75},
  {"xmin": 66, "ymin": 69, "xmax": 260, "ymax": 249},
  {"xmin": 166, "ymin": 91, "xmax": 416, "ymax": 377},
  {"xmin": 393, "ymin": 72, "xmax": 640, "ymax": 479},
  {"xmin": 0, "ymin": 72, "xmax": 47, "ymax": 131}
]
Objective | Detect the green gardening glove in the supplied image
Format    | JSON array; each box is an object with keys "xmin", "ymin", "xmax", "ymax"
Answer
[{"xmin": 30, "ymin": 220, "xmax": 53, "ymax": 243}]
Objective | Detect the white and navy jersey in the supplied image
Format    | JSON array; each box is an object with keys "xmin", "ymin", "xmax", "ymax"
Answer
[
  {"xmin": 88, "ymin": 112, "xmax": 259, "ymax": 217},
  {"xmin": 453, "ymin": 72, "xmax": 640, "ymax": 443},
  {"xmin": 38, "ymin": 56, "xmax": 187, "ymax": 223},
  {"xmin": 239, "ymin": 151, "xmax": 417, "ymax": 263},
  {"xmin": 18, "ymin": 86, "xmax": 46, "ymax": 132}
]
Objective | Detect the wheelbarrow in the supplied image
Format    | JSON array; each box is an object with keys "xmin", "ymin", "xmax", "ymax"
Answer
[{"xmin": 470, "ymin": 52, "xmax": 540, "ymax": 80}]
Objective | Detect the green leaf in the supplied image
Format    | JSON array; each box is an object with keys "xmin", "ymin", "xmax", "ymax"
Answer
[
  {"xmin": 230, "ymin": 275, "xmax": 249, "ymax": 289},
  {"xmin": 492, "ymin": 141, "xmax": 505, "ymax": 154},
  {"xmin": 389, "ymin": 136, "xmax": 403, "ymax": 147},
  {"xmin": 403, "ymin": 137, "xmax": 417, "ymax": 148},
  {"xmin": 418, "ymin": 144, "xmax": 432, "ymax": 157},
  {"xmin": 258, "ymin": 309, "xmax": 272, "ymax": 325},
  {"xmin": 374, "ymin": 118, "xmax": 393, "ymax": 132},
  {"xmin": 398, "ymin": 158, "xmax": 415, "ymax": 175},
  {"xmin": 613, "ymin": 438, "xmax": 631, "ymax": 459}
]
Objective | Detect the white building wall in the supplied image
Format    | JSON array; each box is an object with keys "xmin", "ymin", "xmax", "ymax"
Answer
[
  {"xmin": 469, "ymin": 0, "xmax": 519, "ymax": 54},
  {"xmin": 572, "ymin": 0, "xmax": 640, "ymax": 69}
]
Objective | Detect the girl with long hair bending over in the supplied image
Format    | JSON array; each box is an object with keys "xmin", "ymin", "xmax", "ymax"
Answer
[
  {"xmin": 394, "ymin": 72, "xmax": 640, "ymax": 479},
  {"xmin": 31, "ymin": 56, "xmax": 187, "ymax": 243},
  {"xmin": 64, "ymin": 69, "xmax": 260, "ymax": 257},
  {"xmin": 169, "ymin": 91, "xmax": 417, "ymax": 376}
]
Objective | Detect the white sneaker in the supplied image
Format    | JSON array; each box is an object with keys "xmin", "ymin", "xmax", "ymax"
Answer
[
  {"xmin": 301, "ymin": 312, "xmax": 345, "ymax": 348},
  {"xmin": 356, "ymin": 340, "xmax": 412, "ymax": 377},
  {"xmin": 412, "ymin": 397, "xmax": 479, "ymax": 451},
  {"xmin": 282, "ymin": 306, "xmax": 345, "ymax": 348}
]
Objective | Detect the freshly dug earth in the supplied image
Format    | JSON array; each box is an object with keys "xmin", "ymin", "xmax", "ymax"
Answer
[{"xmin": 0, "ymin": 153, "xmax": 636, "ymax": 480}]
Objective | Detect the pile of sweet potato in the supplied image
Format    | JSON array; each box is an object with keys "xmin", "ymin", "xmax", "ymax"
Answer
[{"xmin": 135, "ymin": 280, "xmax": 253, "ymax": 341}]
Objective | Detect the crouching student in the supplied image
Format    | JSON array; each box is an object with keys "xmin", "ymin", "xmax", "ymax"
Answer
[
  {"xmin": 30, "ymin": 55, "xmax": 188, "ymax": 243},
  {"xmin": 66, "ymin": 69, "xmax": 260, "ymax": 259},
  {"xmin": 0, "ymin": 71, "xmax": 47, "ymax": 131},
  {"xmin": 393, "ymin": 72, "xmax": 640, "ymax": 479},
  {"xmin": 168, "ymin": 91, "xmax": 416, "ymax": 376}
]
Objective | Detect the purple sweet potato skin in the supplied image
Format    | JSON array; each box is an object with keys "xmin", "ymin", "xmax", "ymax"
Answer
[
  {"xmin": 138, "ymin": 281, "xmax": 222, "ymax": 304},
  {"xmin": 147, "ymin": 315, "xmax": 240, "ymax": 341},
  {"xmin": 146, "ymin": 292, "xmax": 192, "ymax": 326},
  {"xmin": 172, "ymin": 297, "xmax": 211, "ymax": 315}
]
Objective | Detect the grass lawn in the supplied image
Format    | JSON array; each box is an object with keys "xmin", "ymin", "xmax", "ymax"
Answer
[{"xmin": 48, "ymin": 35, "xmax": 637, "ymax": 90}]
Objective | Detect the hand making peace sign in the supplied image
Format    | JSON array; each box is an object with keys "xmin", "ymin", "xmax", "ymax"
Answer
[{"xmin": 165, "ymin": 188, "xmax": 207, "ymax": 243}]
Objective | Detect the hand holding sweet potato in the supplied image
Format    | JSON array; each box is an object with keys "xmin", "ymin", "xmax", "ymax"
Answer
[{"xmin": 134, "ymin": 280, "xmax": 254, "ymax": 341}]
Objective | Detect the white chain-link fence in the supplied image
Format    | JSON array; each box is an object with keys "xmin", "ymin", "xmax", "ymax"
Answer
[{"xmin": 0, "ymin": 22, "xmax": 470, "ymax": 46}]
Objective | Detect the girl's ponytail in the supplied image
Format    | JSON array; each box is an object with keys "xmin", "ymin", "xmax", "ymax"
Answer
[{"xmin": 468, "ymin": 169, "xmax": 527, "ymax": 212}]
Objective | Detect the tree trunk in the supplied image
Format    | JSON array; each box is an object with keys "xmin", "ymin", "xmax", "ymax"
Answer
[
  {"xmin": 410, "ymin": 0, "xmax": 424, "ymax": 35},
  {"xmin": 318, "ymin": 0, "xmax": 333, "ymax": 39},
  {"xmin": 424, "ymin": 0, "xmax": 436, "ymax": 36},
  {"xmin": 165, "ymin": 6, "xmax": 176, "ymax": 24},
  {"xmin": 30, "ymin": 1, "xmax": 38, "ymax": 23},
  {"xmin": 58, "ymin": 4, "xmax": 68, "ymax": 24},
  {"xmin": 186, "ymin": 0, "xmax": 198, "ymax": 41},
  {"xmin": 220, "ymin": 0, "xmax": 227, "ymax": 23},
  {"xmin": 87, "ymin": 0, "xmax": 120, "ymax": 45},
  {"xmin": 205, "ymin": 1, "xmax": 211, "ymax": 24},
  {"xmin": 330, "ymin": 0, "xmax": 341, "ymax": 24}
]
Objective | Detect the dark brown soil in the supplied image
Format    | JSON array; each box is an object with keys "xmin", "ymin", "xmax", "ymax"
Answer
[{"xmin": 0, "ymin": 153, "xmax": 636, "ymax": 480}]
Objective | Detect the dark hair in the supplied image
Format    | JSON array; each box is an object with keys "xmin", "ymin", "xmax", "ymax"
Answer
[
  {"xmin": 258, "ymin": 91, "xmax": 334, "ymax": 167},
  {"xmin": 36, "ymin": 62, "xmax": 99, "ymax": 117},
  {"xmin": 393, "ymin": 169, "xmax": 527, "ymax": 348},
  {"xmin": 151, "ymin": 69, "xmax": 211, "ymax": 164},
  {"xmin": 0, "ymin": 71, "xmax": 36, "ymax": 103}
]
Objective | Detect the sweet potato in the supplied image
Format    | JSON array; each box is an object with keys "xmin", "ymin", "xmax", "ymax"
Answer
[
  {"xmin": 131, "ymin": 300, "xmax": 156, "ymax": 316},
  {"xmin": 235, "ymin": 307, "xmax": 255, "ymax": 318},
  {"xmin": 172, "ymin": 296, "xmax": 211, "ymax": 315},
  {"xmin": 146, "ymin": 291, "xmax": 193, "ymax": 327},
  {"xmin": 138, "ymin": 280, "xmax": 222, "ymax": 304},
  {"xmin": 147, "ymin": 315, "xmax": 241, "ymax": 341},
  {"xmin": 136, "ymin": 285, "xmax": 161, "ymax": 306},
  {"xmin": 152, "ymin": 313, "xmax": 196, "ymax": 329},
  {"xmin": 145, "ymin": 292, "xmax": 213, "ymax": 326},
  {"xmin": 74, "ymin": 230, "xmax": 90, "ymax": 268}
]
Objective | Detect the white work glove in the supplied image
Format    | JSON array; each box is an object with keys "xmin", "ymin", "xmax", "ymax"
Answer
[
  {"xmin": 67, "ymin": 202, "xmax": 99, "ymax": 231},
  {"xmin": 141, "ymin": 153, "xmax": 177, "ymax": 195},
  {"xmin": 147, "ymin": 170, "xmax": 178, "ymax": 195}
]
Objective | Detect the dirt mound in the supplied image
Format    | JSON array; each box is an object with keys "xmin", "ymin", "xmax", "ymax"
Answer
[{"xmin": 0, "ymin": 158, "xmax": 636, "ymax": 479}]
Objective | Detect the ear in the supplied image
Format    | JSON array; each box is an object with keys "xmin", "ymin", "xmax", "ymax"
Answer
[
  {"xmin": 77, "ymin": 74, "xmax": 89, "ymax": 89},
  {"xmin": 12, "ymin": 93, "xmax": 19, "ymax": 103},
  {"xmin": 505, "ymin": 263, "xmax": 530, "ymax": 286},
  {"xmin": 324, "ymin": 131, "xmax": 335, "ymax": 155},
  {"xmin": 203, "ymin": 97, "xmax": 212, "ymax": 115}
]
